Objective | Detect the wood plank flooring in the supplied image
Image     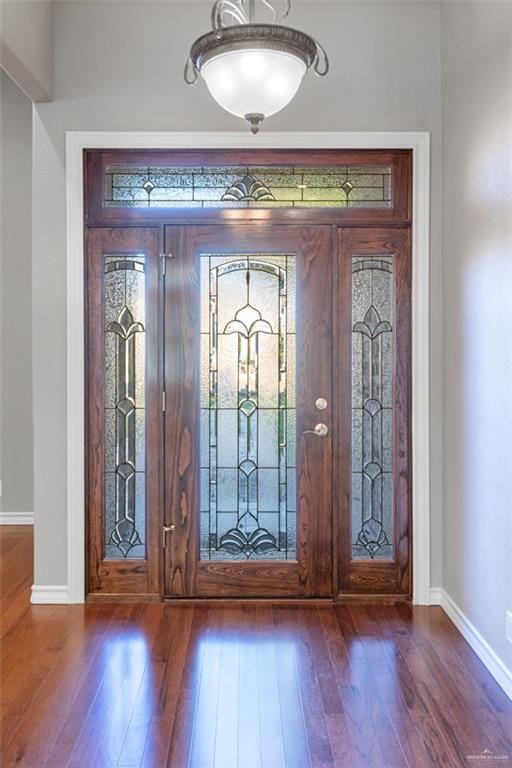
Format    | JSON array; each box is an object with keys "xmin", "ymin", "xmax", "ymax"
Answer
[{"xmin": 1, "ymin": 526, "xmax": 511, "ymax": 768}]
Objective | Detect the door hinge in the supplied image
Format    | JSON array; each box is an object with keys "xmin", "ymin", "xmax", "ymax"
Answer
[
  {"xmin": 162, "ymin": 390, "xmax": 166, "ymax": 412},
  {"xmin": 160, "ymin": 253, "xmax": 173, "ymax": 275}
]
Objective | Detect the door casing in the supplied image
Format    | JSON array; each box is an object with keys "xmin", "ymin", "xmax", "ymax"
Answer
[{"xmin": 57, "ymin": 133, "xmax": 431, "ymax": 606}]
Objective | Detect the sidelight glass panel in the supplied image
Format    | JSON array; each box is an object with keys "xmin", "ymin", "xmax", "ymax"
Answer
[
  {"xmin": 351, "ymin": 256, "xmax": 394, "ymax": 560},
  {"xmin": 105, "ymin": 165, "xmax": 392, "ymax": 209},
  {"xmin": 104, "ymin": 255, "xmax": 146, "ymax": 559},
  {"xmin": 200, "ymin": 254, "xmax": 296, "ymax": 560}
]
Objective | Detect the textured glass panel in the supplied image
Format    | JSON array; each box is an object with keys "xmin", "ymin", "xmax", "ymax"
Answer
[
  {"xmin": 104, "ymin": 254, "xmax": 146, "ymax": 559},
  {"xmin": 258, "ymin": 410, "xmax": 279, "ymax": 466},
  {"xmin": 258, "ymin": 469, "xmax": 279, "ymax": 511},
  {"xmin": 217, "ymin": 469, "xmax": 239, "ymax": 512},
  {"xmin": 287, "ymin": 411, "xmax": 296, "ymax": 467},
  {"xmin": 257, "ymin": 336, "xmax": 279, "ymax": 408},
  {"xmin": 286, "ymin": 336, "xmax": 296, "ymax": 408},
  {"xmin": 200, "ymin": 254, "xmax": 296, "ymax": 560},
  {"xmin": 217, "ymin": 410, "xmax": 239, "ymax": 467},
  {"xmin": 351, "ymin": 256, "xmax": 394, "ymax": 560},
  {"xmin": 105, "ymin": 165, "xmax": 392, "ymax": 209},
  {"xmin": 258, "ymin": 512, "xmax": 279, "ymax": 538}
]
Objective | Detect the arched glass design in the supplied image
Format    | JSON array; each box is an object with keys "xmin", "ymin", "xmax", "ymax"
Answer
[
  {"xmin": 104, "ymin": 255, "xmax": 146, "ymax": 559},
  {"xmin": 200, "ymin": 254, "xmax": 297, "ymax": 560},
  {"xmin": 351, "ymin": 256, "xmax": 394, "ymax": 559}
]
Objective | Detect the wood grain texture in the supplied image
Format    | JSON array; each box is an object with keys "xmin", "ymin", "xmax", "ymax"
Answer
[
  {"xmin": 86, "ymin": 227, "xmax": 162, "ymax": 598},
  {"xmin": 2, "ymin": 527, "xmax": 512, "ymax": 768},
  {"xmin": 85, "ymin": 149, "xmax": 412, "ymax": 227},
  {"xmin": 336, "ymin": 228, "xmax": 412, "ymax": 597},
  {"xmin": 163, "ymin": 224, "xmax": 333, "ymax": 598},
  {"xmin": 85, "ymin": 151, "xmax": 413, "ymax": 601}
]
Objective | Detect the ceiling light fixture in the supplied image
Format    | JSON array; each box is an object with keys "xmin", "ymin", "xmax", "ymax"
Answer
[{"xmin": 184, "ymin": 0, "xmax": 329, "ymax": 134}]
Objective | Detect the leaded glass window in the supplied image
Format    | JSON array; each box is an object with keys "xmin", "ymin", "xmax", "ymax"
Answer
[
  {"xmin": 104, "ymin": 255, "xmax": 146, "ymax": 559},
  {"xmin": 351, "ymin": 256, "xmax": 394, "ymax": 559},
  {"xmin": 105, "ymin": 165, "xmax": 392, "ymax": 209},
  {"xmin": 200, "ymin": 254, "xmax": 296, "ymax": 560}
]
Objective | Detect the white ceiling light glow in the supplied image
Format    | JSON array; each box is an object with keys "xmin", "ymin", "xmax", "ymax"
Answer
[{"xmin": 184, "ymin": 0, "xmax": 329, "ymax": 134}]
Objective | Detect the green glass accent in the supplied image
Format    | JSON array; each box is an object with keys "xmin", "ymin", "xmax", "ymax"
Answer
[{"xmin": 105, "ymin": 165, "xmax": 392, "ymax": 209}]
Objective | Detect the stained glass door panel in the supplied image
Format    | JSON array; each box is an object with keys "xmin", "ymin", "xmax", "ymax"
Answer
[
  {"xmin": 86, "ymin": 228, "xmax": 161, "ymax": 598},
  {"xmin": 351, "ymin": 256, "xmax": 394, "ymax": 560},
  {"xmin": 164, "ymin": 225, "xmax": 333, "ymax": 598},
  {"xmin": 200, "ymin": 254, "xmax": 296, "ymax": 561},
  {"xmin": 337, "ymin": 228, "xmax": 412, "ymax": 597}
]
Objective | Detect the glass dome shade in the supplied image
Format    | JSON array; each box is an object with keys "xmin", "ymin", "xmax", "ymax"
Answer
[
  {"xmin": 201, "ymin": 47, "xmax": 307, "ymax": 120},
  {"xmin": 184, "ymin": 13, "xmax": 329, "ymax": 133}
]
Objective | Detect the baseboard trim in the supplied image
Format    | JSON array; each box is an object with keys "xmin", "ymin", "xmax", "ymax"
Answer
[
  {"xmin": 428, "ymin": 587, "xmax": 443, "ymax": 605},
  {"xmin": 31, "ymin": 585, "xmax": 71, "ymax": 604},
  {"xmin": 430, "ymin": 587, "xmax": 512, "ymax": 701},
  {"xmin": 0, "ymin": 511, "xmax": 34, "ymax": 525}
]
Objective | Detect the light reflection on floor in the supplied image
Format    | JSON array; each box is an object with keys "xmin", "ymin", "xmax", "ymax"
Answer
[{"xmin": 76, "ymin": 610, "xmax": 405, "ymax": 767}]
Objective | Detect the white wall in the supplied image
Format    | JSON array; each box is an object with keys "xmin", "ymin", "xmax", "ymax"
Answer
[
  {"xmin": 32, "ymin": 0, "xmax": 443, "ymax": 587},
  {"xmin": 0, "ymin": 0, "xmax": 53, "ymax": 101},
  {"xmin": 0, "ymin": 70, "xmax": 33, "ymax": 516},
  {"xmin": 442, "ymin": 1, "xmax": 512, "ymax": 673}
]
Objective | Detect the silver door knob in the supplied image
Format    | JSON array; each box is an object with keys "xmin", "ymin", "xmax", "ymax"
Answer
[{"xmin": 303, "ymin": 423, "xmax": 329, "ymax": 437}]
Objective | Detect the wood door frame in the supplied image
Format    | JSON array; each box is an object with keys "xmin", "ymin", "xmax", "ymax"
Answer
[{"xmin": 57, "ymin": 131, "xmax": 431, "ymax": 606}]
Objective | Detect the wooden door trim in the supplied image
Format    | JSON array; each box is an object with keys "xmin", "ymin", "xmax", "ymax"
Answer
[
  {"xmin": 161, "ymin": 594, "xmax": 411, "ymax": 606},
  {"xmin": 85, "ymin": 148, "xmax": 411, "ymax": 227}
]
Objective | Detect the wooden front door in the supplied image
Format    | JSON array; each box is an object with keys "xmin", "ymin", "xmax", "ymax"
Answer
[
  {"xmin": 84, "ymin": 148, "xmax": 412, "ymax": 602},
  {"xmin": 163, "ymin": 225, "xmax": 333, "ymax": 598}
]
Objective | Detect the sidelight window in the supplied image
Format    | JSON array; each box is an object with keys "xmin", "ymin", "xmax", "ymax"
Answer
[
  {"xmin": 104, "ymin": 255, "xmax": 147, "ymax": 559},
  {"xmin": 351, "ymin": 256, "xmax": 394, "ymax": 559}
]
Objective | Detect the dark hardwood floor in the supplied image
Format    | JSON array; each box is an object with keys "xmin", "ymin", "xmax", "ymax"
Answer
[{"xmin": 1, "ymin": 526, "xmax": 511, "ymax": 768}]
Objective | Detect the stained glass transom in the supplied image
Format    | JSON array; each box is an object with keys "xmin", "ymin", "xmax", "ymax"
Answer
[
  {"xmin": 200, "ymin": 254, "xmax": 297, "ymax": 561},
  {"xmin": 352, "ymin": 256, "xmax": 394, "ymax": 560},
  {"xmin": 105, "ymin": 166, "xmax": 392, "ymax": 209},
  {"xmin": 104, "ymin": 255, "xmax": 146, "ymax": 559}
]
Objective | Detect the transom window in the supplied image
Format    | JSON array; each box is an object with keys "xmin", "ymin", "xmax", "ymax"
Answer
[{"xmin": 105, "ymin": 164, "xmax": 392, "ymax": 209}]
